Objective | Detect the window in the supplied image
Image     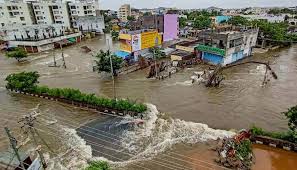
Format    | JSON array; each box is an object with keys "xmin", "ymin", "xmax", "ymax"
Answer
[
  {"xmin": 1, "ymin": 23, "xmax": 4, "ymax": 26},
  {"xmin": 0, "ymin": 6, "xmax": 2, "ymax": 10},
  {"xmin": 52, "ymin": 6, "xmax": 58, "ymax": 9},
  {"xmin": 22, "ymin": 23, "xmax": 26, "ymax": 25},
  {"xmin": 70, "ymin": 6, "xmax": 76, "ymax": 9},
  {"xmin": 20, "ymin": 17, "xmax": 25, "ymax": 21}
]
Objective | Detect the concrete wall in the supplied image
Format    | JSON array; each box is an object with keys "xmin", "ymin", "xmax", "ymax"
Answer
[{"xmin": 163, "ymin": 14, "xmax": 178, "ymax": 41}]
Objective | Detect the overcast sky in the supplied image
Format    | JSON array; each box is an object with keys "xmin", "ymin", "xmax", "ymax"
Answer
[{"xmin": 100, "ymin": 0, "xmax": 296, "ymax": 10}]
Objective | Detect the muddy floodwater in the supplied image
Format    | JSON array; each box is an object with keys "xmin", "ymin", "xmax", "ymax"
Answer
[{"xmin": 0, "ymin": 34, "xmax": 297, "ymax": 169}]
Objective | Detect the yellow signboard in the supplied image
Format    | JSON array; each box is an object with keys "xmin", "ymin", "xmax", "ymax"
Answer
[
  {"xmin": 141, "ymin": 31, "xmax": 162, "ymax": 50},
  {"xmin": 119, "ymin": 34, "xmax": 132, "ymax": 40},
  {"xmin": 120, "ymin": 41, "xmax": 132, "ymax": 52}
]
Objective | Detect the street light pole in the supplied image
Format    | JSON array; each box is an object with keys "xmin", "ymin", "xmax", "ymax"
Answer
[{"xmin": 107, "ymin": 38, "xmax": 116, "ymax": 100}]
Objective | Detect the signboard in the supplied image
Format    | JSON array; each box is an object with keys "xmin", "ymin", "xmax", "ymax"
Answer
[
  {"xmin": 131, "ymin": 34, "xmax": 141, "ymax": 52},
  {"xmin": 119, "ymin": 34, "xmax": 132, "ymax": 40},
  {"xmin": 141, "ymin": 31, "xmax": 162, "ymax": 50},
  {"xmin": 196, "ymin": 45, "xmax": 226, "ymax": 56},
  {"xmin": 27, "ymin": 158, "xmax": 41, "ymax": 170}
]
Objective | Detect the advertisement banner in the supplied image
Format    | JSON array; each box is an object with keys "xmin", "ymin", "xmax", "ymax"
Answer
[
  {"xmin": 132, "ymin": 34, "xmax": 141, "ymax": 52},
  {"xmin": 141, "ymin": 31, "xmax": 162, "ymax": 50}
]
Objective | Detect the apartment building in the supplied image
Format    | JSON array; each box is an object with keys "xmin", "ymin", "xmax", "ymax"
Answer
[
  {"xmin": 68, "ymin": 0, "xmax": 99, "ymax": 29},
  {"xmin": 0, "ymin": 0, "xmax": 101, "ymax": 29},
  {"xmin": 0, "ymin": 1, "xmax": 35, "ymax": 28},
  {"xmin": 118, "ymin": 4, "xmax": 131, "ymax": 22}
]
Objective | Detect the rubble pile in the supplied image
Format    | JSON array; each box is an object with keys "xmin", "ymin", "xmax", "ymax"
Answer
[{"xmin": 215, "ymin": 130, "xmax": 254, "ymax": 170}]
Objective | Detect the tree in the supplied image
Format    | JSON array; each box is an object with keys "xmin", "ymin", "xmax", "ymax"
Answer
[
  {"xmin": 5, "ymin": 48, "xmax": 28, "ymax": 62},
  {"xmin": 111, "ymin": 30, "xmax": 119, "ymax": 40},
  {"xmin": 179, "ymin": 17, "xmax": 187, "ymax": 28},
  {"xmin": 127, "ymin": 16, "xmax": 135, "ymax": 21},
  {"xmin": 227, "ymin": 16, "xmax": 249, "ymax": 26},
  {"xmin": 150, "ymin": 47, "xmax": 165, "ymax": 59},
  {"xmin": 93, "ymin": 50, "xmax": 123, "ymax": 76},
  {"xmin": 85, "ymin": 161, "xmax": 110, "ymax": 170},
  {"xmin": 143, "ymin": 12, "xmax": 152, "ymax": 16},
  {"xmin": 5, "ymin": 71, "xmax": 40, "ymax": 92},
  {"xmin": 193, "ymin": 15, "xmax": 211, "ymax": 29},
  {"xmin": 283, "ymin": 106, "xmax": 297, "ymax": 132}
]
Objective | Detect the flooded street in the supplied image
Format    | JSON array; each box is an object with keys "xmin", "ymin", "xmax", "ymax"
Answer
[{"xmin": 0, "ymin": 35, "xmax": 297, "ymax": 169}]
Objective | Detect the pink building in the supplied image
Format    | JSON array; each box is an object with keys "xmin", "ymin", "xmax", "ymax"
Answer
[{"xmin": 163, "ymin": 14, "xmax": 179, "ymax": 42}]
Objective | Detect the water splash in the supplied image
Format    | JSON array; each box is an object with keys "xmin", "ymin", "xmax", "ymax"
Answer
[{"xmin": 119, "ymin": 104, "xmax": 235, "ymax": 161}]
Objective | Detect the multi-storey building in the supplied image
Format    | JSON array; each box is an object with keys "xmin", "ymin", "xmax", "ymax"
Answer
[
  {"xmin": 118, "ymin": 4, "xmax": 131, "ymax": 22},
  {"xmin": 129, "ymin": 14, "xmax": 179, "ymax": 42},
  {"xmin": 0, "ymin": 0, "xmax": 101, "ymax": 29},
  {"xmin": 31, "ymin": 1, "xmax": 71, "ymax": 28},
  {"xmin": 0, "ymin": 1, "xmax": 35, "ymax": 27},
  {"xmin": 68, "ymin": 0, "xmax": 99, "ymax": 28}
]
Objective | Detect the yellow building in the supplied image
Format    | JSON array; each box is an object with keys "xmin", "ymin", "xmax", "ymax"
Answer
[{"xmin": 119, "ymin": 29, "xmax": 162, "ymax": 53}]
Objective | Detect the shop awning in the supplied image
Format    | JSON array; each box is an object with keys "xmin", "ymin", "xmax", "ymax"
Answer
[{"xmin": 114, "ymin": 51, "xmax": 130, "ymax": 58}]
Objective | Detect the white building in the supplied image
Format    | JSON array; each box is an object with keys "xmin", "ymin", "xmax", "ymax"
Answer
[
  {"xmin": 0, "ymin": 1, "xmax": 35, "ymax": 28},
  {"xmin": 0, "ymin": 0, "xmax": 101, "ymax": 29},
  {"xmin": 118, "ymin": 4, "xmax": 131, "ymax": 22},
  {"xmin": 76, "ymin": 15, "xmax": 105, "ymax": 33},
  {"xmin": 68, "ymin": 0, "xmax": 99, "ymax": 28},
  {"xmin": 0, "ymin": 23, "xmax": 81, "ymax": 52},
  {"xmin": 241, "ymin": 14, "xmax": 285, "ymax": 23}
]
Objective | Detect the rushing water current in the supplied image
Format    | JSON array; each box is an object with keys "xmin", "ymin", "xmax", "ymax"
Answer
[{"xmin": 0, "ymin": 35, "xmax": 297, "ymax": 169}]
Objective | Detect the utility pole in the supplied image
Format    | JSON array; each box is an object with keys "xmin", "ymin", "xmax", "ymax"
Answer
[
  {"xmin": 107, "ymin": 38, "xmax": 116, "ymax": 100},
  {"xmin": 19, "ymin": 114, "xmax": 47, "ymax": 169},
  {"xmin": 4, "ymin": 127, "xmax": 26, "ymax": 170},
  {"xmin": 60, "ymin": 43, "xmax": 66, "ymax": 69}
]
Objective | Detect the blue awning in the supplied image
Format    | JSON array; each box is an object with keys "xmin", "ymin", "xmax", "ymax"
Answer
[{"xmin": 114, "ymin": 51, "xmax": 130, "ymax": 58}]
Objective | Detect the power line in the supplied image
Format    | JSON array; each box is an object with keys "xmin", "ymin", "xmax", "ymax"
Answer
[
  {"xmin": 33, "ymin": 124, "xmax": 190, "ymax": 170},
  {"xmin": 34, "ymin": 114, "xmax": 218, "ymax": 170},
  {"xmin": 0, "ymin": 106, "xmax": 230, "ymax": 169}
]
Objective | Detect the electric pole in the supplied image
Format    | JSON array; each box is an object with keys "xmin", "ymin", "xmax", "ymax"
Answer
[
  {"xmin": 60, "ymin": 43, "xmax": 66, "ymax": 69},
  {"xmin": 4, "ymin": 127, "xmax": 26, "ymax": 170},
  {"xmin": 19, "ymin": 114, "xmax": 47, "ymax": 169},
  {"xmin": 107, "ymin": 37, "xmax": 116, "ymax": 100}
]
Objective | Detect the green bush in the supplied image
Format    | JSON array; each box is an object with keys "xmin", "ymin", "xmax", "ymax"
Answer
[
  {"xmin": 5, "ymin": 71, "xmax": 40, "ymax": 92},
  {"xmin": 250, "ymin": 126, "xmax": 297, "ymax": 143},
  {"xmin": 6, "ymin": 48, "xmax": 28, "ymax": 62},
  {"xmin": 85, "ymin": 161, "xmax": 110, "ymax": 170},
  {"xmin": 235, "ymin": 139, "xmax": 252, "ymax": 161},
  {"xmin": 5, "ymin": 72, "xmax": 147, "ymax": 113}
]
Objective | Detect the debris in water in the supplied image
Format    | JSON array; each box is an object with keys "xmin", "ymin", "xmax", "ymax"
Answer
[{"xmin": 215, "ymin": 130, "xmax": 254, "ymax": 170}]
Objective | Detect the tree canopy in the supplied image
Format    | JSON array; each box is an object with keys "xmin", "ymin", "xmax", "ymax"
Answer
[
  {"xmin": 227, "ymin": 16, "xmax": 249, "ymax": 26},
  {"xmin": 127, "ymin": 16, "xmax": 135, "ymax": 21},
  {"xmin": 93, "ymin": 50, "xmax": 123, "ymax": 76},
  {"xmin": 179, "ymin": 17, "xmax": 187, "ymax": 28},
  {"xmin": 5, "ymin": 48, "xmax": 28, "ymax": 62},
  {"xmin": 283, "ymin": 106, "xmax": 297, "ymax": 132},
  {"xmin": 193, "ymin": 15, "xmax": 211, "ymax": 29},
  {"xmin": 85, "ymin": 161, "xmax": 110, "ymax": 170},
  {"xmin": 5, "ymin": 71, "xmax": 39, "ymax": 91},
  {"xmin": 111, "ymin": 30, "xmax": 119, "ymax": 40}
]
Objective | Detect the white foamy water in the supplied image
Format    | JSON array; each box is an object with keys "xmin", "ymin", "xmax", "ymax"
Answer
[
  {"xmin": 118, "ymin": 104, "xmax": 235, "ymax": 161},
  {"xmin": 44, "ymin": 104, "xmax": 235, "ymax": 169},
  {"xmin": 35, "ymin": 54, "xmax": 70, "ymax": 66}
]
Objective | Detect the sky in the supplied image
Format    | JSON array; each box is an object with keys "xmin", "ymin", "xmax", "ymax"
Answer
[{"xmin": 100, "ymin": 0, "xmax": 296, "ymax": 10}]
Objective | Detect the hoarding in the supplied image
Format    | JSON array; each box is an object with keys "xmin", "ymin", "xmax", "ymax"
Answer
[
  {"xmin": 131, "ymin": 34, "xmax": 141, "ymax": 52},
  {"xmin": 196, "ymin": 45, "xmax": 226, "ymax": 56},
  {"xmin": 119, "ymin": 34, "xmax": 132, "ymax": 40},
  {"xmin": 141, "ymin": 31, "xmax": 162, "ymax": 50}
]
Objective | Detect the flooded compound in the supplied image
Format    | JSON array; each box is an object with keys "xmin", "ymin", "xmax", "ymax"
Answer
[{"xmin": 0, "ymin": 35, "xmax": 297, "ymax": 169}]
